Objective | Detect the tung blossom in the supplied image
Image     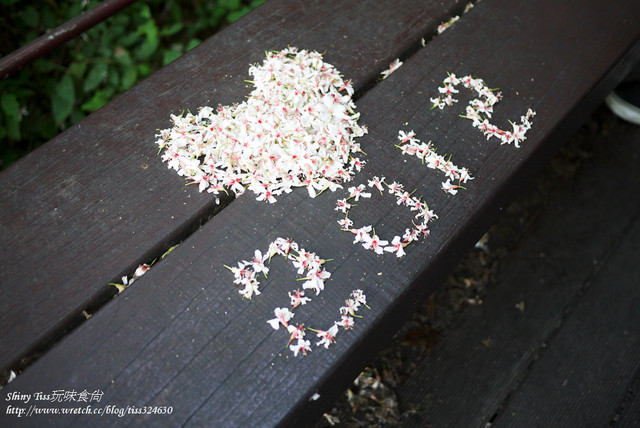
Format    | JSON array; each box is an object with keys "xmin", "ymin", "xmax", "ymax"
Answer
[
  {"xmin": 267, "ymin": 307, "xmax": 295, "ymax": 330},
  {"xmin": 381, "ymin": 58, "xmax": 403, "ymax": 79}
]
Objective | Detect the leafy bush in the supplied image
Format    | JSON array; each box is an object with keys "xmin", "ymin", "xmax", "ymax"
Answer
[{"xmin": 0, "ymin": 0, "xmax": 266, "ymax": 169}]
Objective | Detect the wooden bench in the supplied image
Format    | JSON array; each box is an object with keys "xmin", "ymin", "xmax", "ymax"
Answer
[{"xmin": 1, "ymin": 0, "xmax": 639, "ymax": 425}]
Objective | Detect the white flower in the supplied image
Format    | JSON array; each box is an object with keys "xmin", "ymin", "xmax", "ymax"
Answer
[
  {"xmin": 384, "ymin": 236, "xmax": 406, "ymax": 257},
  {"xmin": 362, "ymin": 233, "xmax": 388, "ymax": 255},
  {"xmin": 351, "ymin": 289, "xmax": 367, "ymax": 306},
  {"xmin": 302, "ymin": 268, "xmax": 331, "ymax": 295},
  {"xmin": 250, "ymin": 250, "xmax": 269, "ymax": 275},
  {"xmin": 338, "ymin": 217, "xmax": 354, "ymax": 229},
  {"xmin": 267, "ymin": 307, "xmax": 295, "ymax": 330},
  {"xmin": 442, "ymin": 179, "xmax": 459, "ymax": 195},
  {"xmin": 348, "ymin": 184, "xmax": 371, "ymax": 201},
  {"xmin": 352, "ymin": 226, "xmax": 372, "ymax": 244},
  {"xmin": 381, "ymin": 59, "xmax": 402, "ymax": 79},
  {"xmin": 288, "ymin": 290, "xmax": 311, "ymax": 309},
  {"xmin": 290, "ymin": 337, "xmax": 311, "ymax": 356},
  {"xmin": 314, "ymin": 323, "xmax": 340, "ymax": 349}
]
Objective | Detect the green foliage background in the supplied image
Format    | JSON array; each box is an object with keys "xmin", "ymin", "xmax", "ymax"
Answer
[{"xmin": 0, "ymin": 0, "xmax": 266, "ymax": 169}]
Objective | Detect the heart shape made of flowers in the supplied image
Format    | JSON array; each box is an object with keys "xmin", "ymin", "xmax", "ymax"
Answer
[{"xmin": 156, "ymin": 47, "xmax": 367, "ymax": 204}]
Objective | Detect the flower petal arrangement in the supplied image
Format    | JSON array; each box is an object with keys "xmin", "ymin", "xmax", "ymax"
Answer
[
  {"xmin": 396, "ymin": 130, "xmax": 473, "ymax": 194},
  {"xmin": 337, "ymin": 176, "xmax": 438, "ymax": 257},
  {"xmin": 227, "ymin": 238, "xmax": 368, "ymax": 357},
  {"xmin": 225, "ymin": 237, "xmax": 330, "ymax": 300},
  {"xmin": 156, "ymin": 47, "xmax": 367, "ymax": 204},
  {"xmin": 430, "ymin": 73, "xmax": 536, "ymax": 147}
]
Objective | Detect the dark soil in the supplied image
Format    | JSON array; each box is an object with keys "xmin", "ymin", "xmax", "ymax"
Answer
[{"xmin": 315, "ymin": 104, "xmax": 620, "ymax": 427}]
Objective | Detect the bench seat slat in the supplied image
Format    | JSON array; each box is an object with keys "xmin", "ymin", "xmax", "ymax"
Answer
[
  {"xmin": 0, "ymin": 0, "xmax": 464, "ymax": 374},
  {"xmin": 2, "ymin": 0, "xmax": 640, "ymax": 426}
]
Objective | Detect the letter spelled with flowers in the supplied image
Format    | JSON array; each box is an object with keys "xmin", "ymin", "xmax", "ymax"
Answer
[
  {"xmin": 430, "ymin": 73, "xmax": 536, "ymax": 148},
  {"xmin": 227, "ymin": 239, "xmax": 368, "ymax": 357},
  {"xmin": 337, "ymin": 176, "xmax": 437, "ymax": 257},
  {"xmin": 396, "ymin": 130, "xmax": 473, "ymax": 195}
]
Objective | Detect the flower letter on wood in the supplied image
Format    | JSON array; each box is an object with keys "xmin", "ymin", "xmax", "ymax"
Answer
[
  {"xmin": 337, "ymin": 177, "xmax": 437, "ymax": 257},
  {"xmin": 430, "ymin": 73, "xmax": 536, "ymax": 148}
]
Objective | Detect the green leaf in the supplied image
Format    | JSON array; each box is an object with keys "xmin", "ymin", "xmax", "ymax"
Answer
[
  {"xmin": 136, "ymin": 19, "xmax": 160, "ymax": 60},
  {"xmin": 2, "ymin": 94, "xmax": 22, "ymax": 140},
  {"xmin": 40, "ymin": 7, "xmax": 57, "ymax": 28},
  {"xmin": 139, "ymin": 4, "xmax": 152, "ymax": 19},
  {"xmin": 118, "ymin": 32, "xmax": 140, "ymax": 47},
  {"xmin": 67, "ymin": 61, "xmax": 87, "ymax": 82},
  {"xmin": 108, "ymin": 66, "xmax": 120, "ymax": 87},
  {"xmin": 120, "ymin": 64, "xmax": 138, "ymax": 90},
  {"xmin": 51, "ymin": 75, "xmax": 75, "ymax": 124},
  {"xmin": 137, "ymin": 63, "xmax": 151, "ymax": 78},
  {"xmin": 5, "ymin": 115, "xmax": 21, "ymax": 141},
  {"xmin": 80, "ymin": 89, "xmax": 110, "ymax": 112},
  {"xmin": 219, "ymin": 0, "xmax": 241, "ymax": 10},
  {"xmin": 163, "ymin": 49, "xmax": 182, "ymax": 66},
  {"xmin": 33, "ymin": 58, "xmax": 59, "ymax": 73},
  {"xmin": 160, "ymin": 22, "xmax": 183, "ymax": 37},
  {"xmin": 21, "ymin": 6, "xmax": 40, "ymax": 28},
  {"xmin": 84, "ymin": 62, "xmax": 108, "ymax": 92},
  {"xmin": 1, "ymin": 94, "xmax": 20, "ymax": 119},
  {"xmin": 186, "ymin": 38, "xmax": 201, "ymax": 51},
  {"xmin": 227, "ymin": 7, "xmax": 251, "ymax": 23}
]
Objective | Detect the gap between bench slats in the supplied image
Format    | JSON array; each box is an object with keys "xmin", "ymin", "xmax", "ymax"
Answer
[
  {"xmin": 0, "ymin": 0, "xmax": 465, "ymax": 375},
  {"xmin": 2, "ymin": 0, "xmax": 640, "ymax": 426}
]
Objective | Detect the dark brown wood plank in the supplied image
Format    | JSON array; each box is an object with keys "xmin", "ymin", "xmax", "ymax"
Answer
[
  {"xmin": 615, "ymin": 378, "xmax": 640, "ymax": 426},
  {"xmin": 397, "ymin": 114, "xmax": 640, "ymax": 427},
  {"xmin": 0, "ymin": 0, "xmax": 466, "ymax": 374},
  {"xmin": 494, "ymin": 216, "xmax": 640, "ymax": 427},
  {"xmin": 491, "ymin": 168, "xmax": 640, "ymax": 423},
  {"xmin": 2, "ymin": 0, "xmax": 640, "ymax": 426}
]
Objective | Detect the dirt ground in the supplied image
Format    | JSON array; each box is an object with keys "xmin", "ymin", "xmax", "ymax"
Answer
[{"xmin": 315, "ymin": 104, "xmax": 622, "ymax": 427}]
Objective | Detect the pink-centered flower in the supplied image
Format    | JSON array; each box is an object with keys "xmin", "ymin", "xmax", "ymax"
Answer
[
  {"xmin": 267, "ymin": 307, "xmax": 295, "ymax": 330},
  {"xmin": 335, "ymin": 198, "xmax": 351, "ymax": 213},
  {"xmin": 289, "ymin": 289, "xmax": 311, "ymax": 309},
  {"xmin": 381, "ymin": 59, "xmax": 402, "ymax": 79},
  {"xmin": 302, "ymin": 268, "xmax": 331, "ymax": 295},
  {"xmin": 338, "ymin": 314, "xmax": 355, "ymax": 329},
  {"xmin": 250, "ymin": 249, "xmax": 269, "ymax": 275},
  {"xmin": 362, "ymin": 233, "xmax": 388, "ymax": 255},
  {"xmin": 290, "ymin": 337, "xmax": 311, "ymax": 357},
  {"xmin": 384, "ymin": 236, "xmax": 406, "ymax": 258},
  {"xmin": 348, "ymin": 184, "xmax": 371, "ymax": 201},
  {"xmin": 287, "ymin": 323, "xmax": 306, "ymax": 347},
  {"xmin": 352, "ymin": 225, "xmax": 372, "ymax": 244},
  {"xmin": 368, "ymin": 176, "xmax": 385, "ymax": 194},
  {"xmin": 314, "ymin": 323, "xmax": 340, "ymax": 349}
]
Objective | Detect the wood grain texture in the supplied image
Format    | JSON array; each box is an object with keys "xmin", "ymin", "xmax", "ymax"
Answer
[
  {"xmin": 494, "ymin": 213, "xmax": 640, "ymax": 427},
  {"xmin": 398, "ymin": 114, "xmax": 640, "ymax": 427},
  {"xmin": 0, "ymin": 0, "xmax": 465, "ymax": 373},
  {"xmin": 2, "ymin": 0, "xmax": 640, "ymax": 426}
]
